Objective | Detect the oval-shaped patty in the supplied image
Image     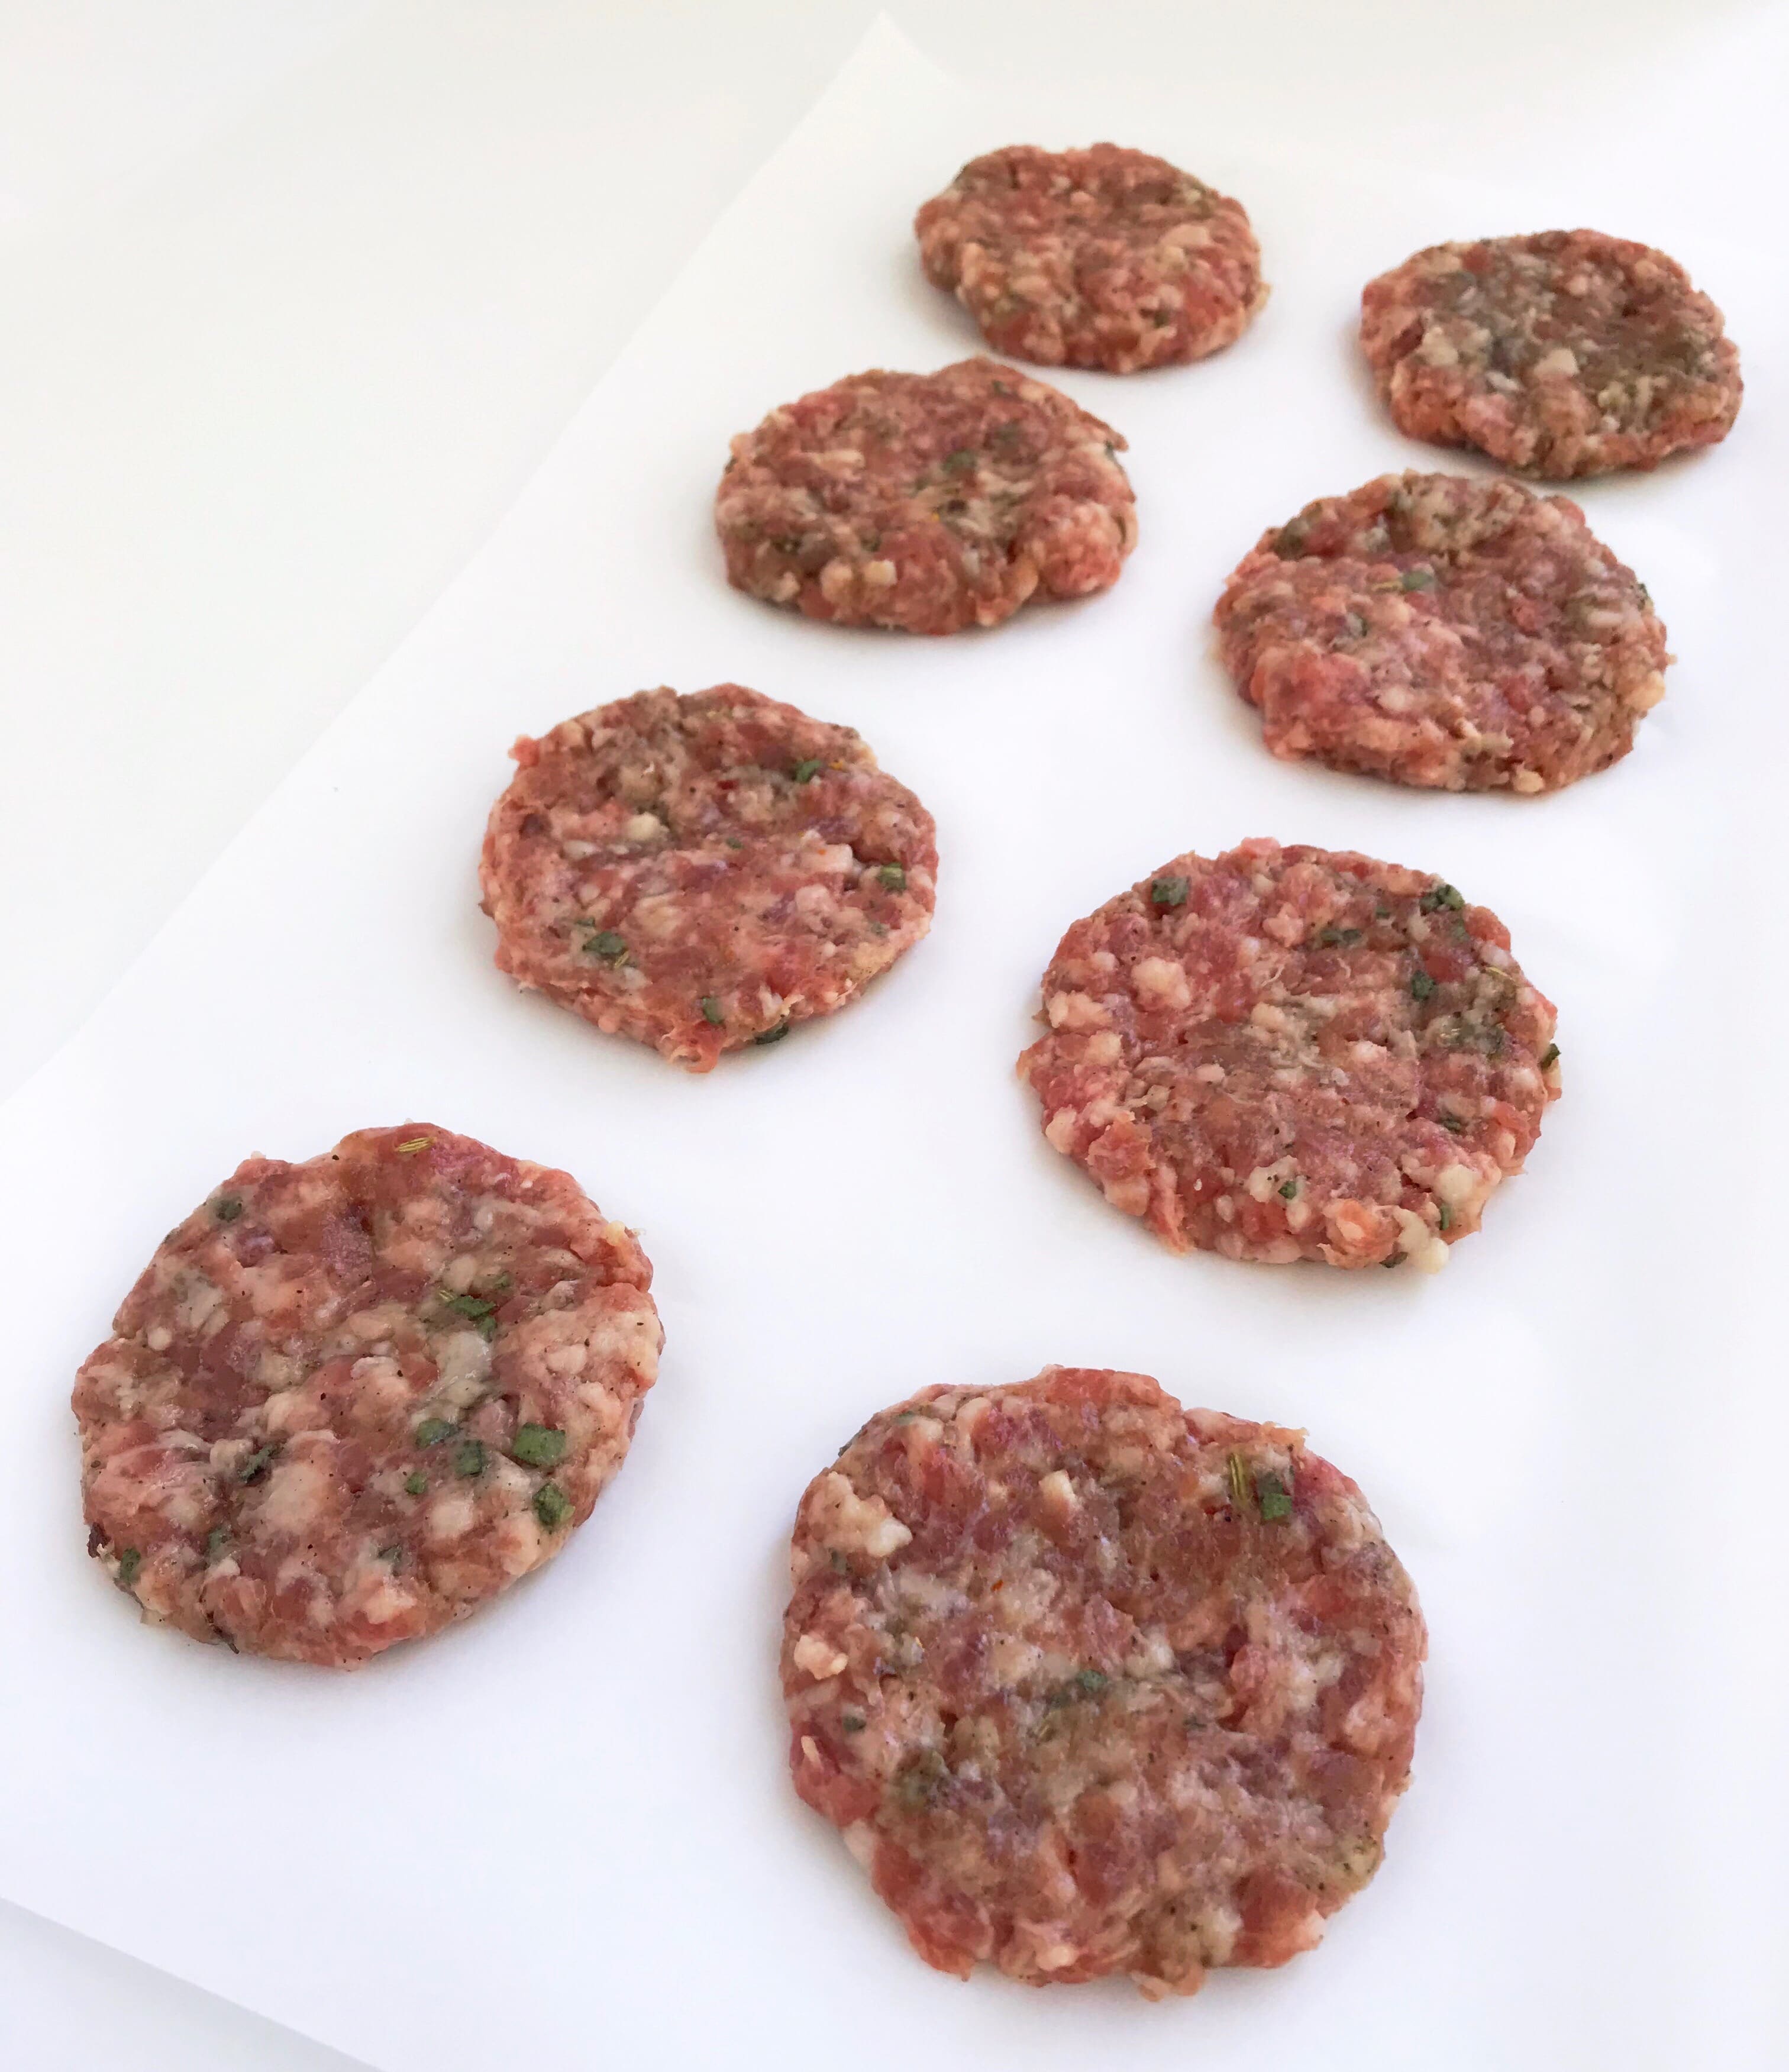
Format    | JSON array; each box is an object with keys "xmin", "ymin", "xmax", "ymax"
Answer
[
  {"xmin": 783, "ymin": 1366, "xmax": 1425, "ymax": 1994},
  {"xmin": 480, "ymin": 685, "xmax": 937, "ymax": 1070},
  {"xmin": 73, "ymin": 1124, "xmax": 661, "ymax": 1666},
  {"xmin": 915, "ymin": 143, "xmax": 1266, "ymax": 373},
  {"xmin": 1019, "ymin": 838, "xmax": 1559, "ymax": 1268}
]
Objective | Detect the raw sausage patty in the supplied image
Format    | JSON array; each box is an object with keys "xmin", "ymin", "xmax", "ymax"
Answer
[
  {"xmin": 1019, "ymin": 839, "xmax": 1559, "ymax": 1268},
  {"xmin": 74, "ymin": 1124, "xmax": 661, "ymax": 1666},
  {"xmin": 783, "ymin": 1366, "xmax": 1425, "ymax": 1994}
]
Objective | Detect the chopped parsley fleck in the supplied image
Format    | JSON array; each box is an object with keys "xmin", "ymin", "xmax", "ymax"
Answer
[
  {"xmin": 512, "ymin": 1423, "xmax": 567, "ymax": 1469},
  {"xmin": 583, "ymin": 929, "xmax": 628, "ymax": 964},
  {"xmin": 1073, "ymin": 1668, "xmax": 1109, "ymax": 1697},
  {"xmin": 379, "ymin": 1544, "xmax": 403, "ymax": 1567},
  {"xmin": 404, "ymin": 1470, "xmax": 428, "ymax": 1496},
  {"xmin": 485, "ymin": 1271, "xmax": 514, "ymax": 1296},
  {"xmin": 213, "ymin": 1195, "xmax": 244, "ymax": 1223},
  {"xmin": 841, "ymin": 1712, "xmax": 866, "ymax": 1733},
  {"xmin": 1277, "ymin": 1179, "xmax": 1299, "ymax": 1200},
  {"xmin": 454, "ymin": 1440, "xmax": 487, "ymax": 1479},
  {"xmin": 238, "ymin": 1445, "xmax": 276, "ymax": 1484},
  {"xmin": 206, "ymin": 1526, "xmax": 230, "ymax": 1562},
  {"xmin": 1540, "ymin": 1043, "xmax": 1560, "ymax": 1070},
  {"xmin": 1439, "ymin": 1112, "xmax": 1466, "ymax": 1135},
  {"xmin": 1400, "ymin": 566, "xmax": 1438, "ymax": 592},
  {"xmin": 439, "ymin": 1291, "xmax": 494, "ymax": 1320},
  {"xmin": 875, "ymin": 863, "xmax": 907, "ymax": 892},
  {"xmin": 1150, "ymin": 875, "xmax": 1189, "ymax": 909},
  {"xmin": 941, "ymin": 447, "xmax": 977, "ymax": 473},
  {"xmin": 753, "ymin": 1021, "xmax": 792, "ymax": 1046},
  {"xmin": 1437, "ymin": 1202, "xmax": 1454, "ymax": 1233},
  {"xmin": 1420, "ymin": 882, "xmax": 1465, "ymax": 913},
  {"xmin": 1410, "ymin": 969, "xmax": 1436, "ymax": 1001},
  {"xmin": 700, "ymin": 996, "xmax": 725, "ymax": 1025},
  {"xmin": 791, "ymin": 758, "xmax": 824, "ymax": 783},
  {"xmin": 1255, "ymin": 1471, "xmax": 1293, "ymax": 1522},
  {"xmin": 725, "ymin": 837, "xmax": 744, "ymax": 850},
  {"xmin": 534, "ymin": 1482, "xmax": 572, "ymax": 1531},
  {"xmin": 1316, "ymin": 925, "xmax": 1363, "ymax": 948},
  {"xmin": 395, "ymin": 1136, "xmax": 432, "ymax": 1154},
  {"xmin": 117, "ymin": 1548, "xmax": 141, "ymax": 1587},
  {"xmin": 1382, "ymin": 1250, "xmax": 1408, "ymax": 1268},
  {"xmin": 1227, "ymin": 1450, "xmax": 1253, "ymax": 1513},
  {"xmin": 414, "ymin": 1418, "xmax": 457, "ymax": 1448}
]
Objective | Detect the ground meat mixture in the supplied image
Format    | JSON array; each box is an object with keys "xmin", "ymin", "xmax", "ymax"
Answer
[
  {"xmin": 73, "ymin": 1125, "xmax": 661, "ymax": 1666},
  {"xmin": 480, "ymin": 686, "xmax": 937, "ymax": 1070},
  {"xmin": 783, "ymin": 1366, "xmax": 1425, "ymax": 1994},
  {"xmin": 715, "ymin": 359, "xmax": 1136, "ymax": 635},
  {"xmin": 1019, "ymin": 840, "xmax": 1559, "ymax": 1269},
  {"xmin": 1360, "ymin": 229, "xmax": 1742, "ymax": 478},
  {"xmin": 913, "ymin": 144, "xmax": 1266, "ymax": 375},
  {"xmin": 1213, "ymin": 471, "xmax": 1669, "ymax": 794}
]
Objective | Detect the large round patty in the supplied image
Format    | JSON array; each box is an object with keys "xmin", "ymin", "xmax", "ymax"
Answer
[
  {"xmin": 782, "ymin": 1366, "xmax": 1426, "ymax": 1994},
  {"xmin": 1360, "ymin": 228, "xmax": 1742, "ymax": 478},
  {"xmin": 480, "ymin": 685, "xmax": 937, "ymax": 1070},
  {"xmin": 715, "ymin": 358, "xmax": 1137, "ymax": 635},
  {"xmin": 1019, "ymin": 839, "xmax": 1559, "ymax": 1269},
  {"xmin": 914, "ymin": 143, "xmax": 1266, "ymax": 374},
  {"xmin": 73, "ymin": 1124, "xmax": 661, "ymax": 1666},
  {"xmin": 1214, "ymin": 471, "xmax": 1669, "ymax": 795}
]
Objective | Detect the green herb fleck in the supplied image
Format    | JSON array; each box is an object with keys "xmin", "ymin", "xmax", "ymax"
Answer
[
  {"xmin": 534, "ymin": 1482, "xmax": 572, "ymax": 1531},
  {"xmin": 1437, "ymin": 1202, "xmax": 1454, "ymax": 1233},
  {"xmin": 415, "ymin": 1417, "xmax": 456, "ymax": 1448},
  {"xmin": 725, "ymin": 837, "xmax": 744, "ymax": 850},
  {"xmin": 1420, "ymin": 882, "xmax": 1465, "ymax": 913},
  {"xmin": 454, "ymin": 1440, "xmax": 487, "ymax": 1479},
  {"xmin": 439, "ymin": 1291, "xmax": 494, "ymax": 1321},
  {"xmin": 404, "ymin": 1470, "xmax": 428, "ymax": 1497},
  {"xmin": 1382, "ymin": 1250, "xmax": 1408, "ymax": 1268},
  {"xmin": 754, "ymin": 1021, "xmax": 792, "ymax": 1046},
  {"xmin": 213, "ymin": 1195, "xmax": 244, "ymax": 1224},
  {"xmin": 395, "ymin": 1136, "xmax": 433, "ymax": 1154},
  {"xmin": 1316, "ymin": 925, "xmax": 1363, "ymax": 948},
  {"xmin": 1540, "ymin": 1042, "xmax": 1560, "ymax": 1070},
  {"xmin": 583, "ymin": 928, "xmax": 628, "ymax": 964},
  {"xmin": 1277, "ymin": 1178, "xmax": 1299, "ymax": 1200},
  {"xmin": 117, "ymin": 1547, "xmax": 141, "ymax": 1587},
  {"xmin": 841, "ymin": 1712, "xmax": 866, "ymax": 1733},
  {"xmin": 1150, "ymin": 875, "xmax": 1189, "ymax": 909},
  {"xmin": 791, "ymin": 757, "xmax": 824, "ymax": 783},
  {"xmin": 1400, "ymin": 566, "xmax": 1438, "ymax": 592},
  {"xmin": 941, "ymin": 448, "xmax": 977, "ymax": 474},
  {"xmin": 1410, "ymin": 969, "xmax": 1436, "ymax": 1001},
  {"xmin": 1072, "ymin": 1668, "xmax": 1109, "ymax": 1698},
  {"xmin": 485, "ymin": 1271, "xmax": 514, "ymax": 1296},
  {"xmin": 379, "ymin": 1544, "xmax": 403, "ymax": 1567},
  {"xmin": 1255, "ymin": 1471, "xmax": 1293, "ymax": 1522},
  {"xmin": 875, "ymin": 863, "xmax": 907, "ymax": 892},
  {"xmin": 206, "ymin": 1526, "xmax": 230, "ymax": 1562},
  {"xmin": 238, "ymin": 1445, "xmax": 276, "ymax": 1484},
  {"xmin": 1227, "ymin": 1450, "xmax": 1254, "ymax": 1513},
  {"xmin": 512, "ymin": 1423, "xmax": 567, "ymax": 1469},
  {"xmin": 1439, "ymin": 1112, "xmax": 1466, "ymax": 1135},
  {"xmin": 700, "ymin": 996, "xmax": 725, "ymax": 1025}
]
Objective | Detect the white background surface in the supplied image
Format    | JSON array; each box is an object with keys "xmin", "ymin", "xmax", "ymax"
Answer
[{"xmin": 2, "ymin": 7, "xmax": 1786, "ymax": 2068}]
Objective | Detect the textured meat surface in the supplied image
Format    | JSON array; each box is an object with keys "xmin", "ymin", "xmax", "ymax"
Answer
[
  {"xmin": 480, "ymin": 685, "xmax": 937, "ymax": 1070},
  {"xmin": 783, "ymin": 1366, "xmax": 1425, "ymax": 1995},
  {"xmin": 73, "ymin": 1125, "xmax": 661, "ymax": 1666},
  {"xmin": 715, "ymin": 359, "xmax": 1136, "ymax": 635},
  {"xmin": 1019, "ymin": 840, "xmax": 1559, "ymax": 1269},
  {"xmin": 914, "ymin": 143, "xmax": 1265, "ymax": 374},
  {"xmin": 1214, "ymin": 471, "xmax": 1669, "ymax": 794},
  {"xmin": 1361, "ymin": 229, "xmax": 1741, "ymax": 478}
]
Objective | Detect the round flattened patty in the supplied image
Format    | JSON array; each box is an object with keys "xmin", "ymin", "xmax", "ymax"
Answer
[
  {"xmin": 1019, "ymin": 838, "xmax": 1559, "ymax": 1269},
  {"xmin": 73, "ymin": 1125, "xmax": 661, "ymax": 1666},
  {"xmin": 783, "ymin": 1366, "xmax": 1425, "ymax": 1995},
  {"xmin": 715, "ymin": 358, "xmax": 1136, "ymax": 635},
  {"xmin": 1214, "ymin": 471, "xmax": 1669, "ymax": 795},
  {"xmin": 1360, "ymin": 228, "xmax": 1742, "ymax": 479},
  {"xmin": 480, "ymin": 685, "xmax": 937, "ymax": 1070},
  {"xmin": 913, "ymin": 143, "xmax": 1266, "ymax": 375}
]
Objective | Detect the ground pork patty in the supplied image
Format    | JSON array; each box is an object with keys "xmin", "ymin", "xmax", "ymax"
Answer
[
  {"xmin": 913, "ymin": 144, "xmax": 1266, "ymax": 375},
  {"xmin": 783, "ymin": 1366, "xmax": 1425, "ymax": 1995},
  {"xmin": 715, "ymin": 358, "xmax": 1136, "ymax": 635},
  {"xmin": 1213, "ymin": 471, "xmax": 1669, "ymax": 794},
  {"xmin": 1019, "ymin": 839, "xmax": 1559, "ymax": 1269},
  {"xmin": 480, "ymin": 685, "xmax": 937, "ymax": 1070},
  {"xmin": 73, "ymin": 1124, "xmax": 661, "ymax": 1666},
  {"xmin": 1360, "ymin": 228, "xmax": 1742, "ymax": 478}
]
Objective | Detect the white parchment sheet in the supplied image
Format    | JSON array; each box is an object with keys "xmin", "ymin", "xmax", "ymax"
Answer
[{"xmin": 2, "ymin": 19, "xmax": 1784, "ymax": 2071}]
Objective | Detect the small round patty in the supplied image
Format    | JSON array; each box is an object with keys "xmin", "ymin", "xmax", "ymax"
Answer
[
  {"xmin": 1019, "ymin": 839, "xmax": 1559, "ymax": 1269},
  {"xmin": 913, "ymin": 143, "xmax": 1266, "ymax": 375},
  {"xmin": 715, "ymin": 358, "xmax": 1136, "ymax": 635},
  {"xmin": 1214, "ymin": 470, "xmax": 1669, "ymax": 795},
  {"xmin": 1361, "ymin": 228, "xmax": 1741, "ymax": 478},
  {"xmin": 73, "ymin": 1124, "xmax": 661, "ymax": 1667},
  {"xmin": 480, "ymin": 686, "xmax": 937, "ymax": 1070},
  {"xmin": 783, "ymin": 1365, "xmax": 1425, "ymax": 1994}
]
